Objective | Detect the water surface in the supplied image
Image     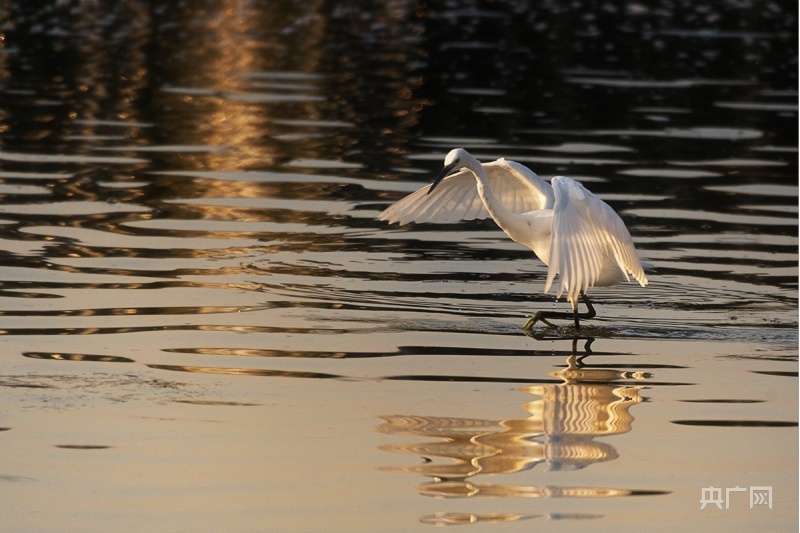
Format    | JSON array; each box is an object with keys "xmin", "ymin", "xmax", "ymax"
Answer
[{"xmin": 0, "ymin": 1, "xmax": 797, "ymax": 532}]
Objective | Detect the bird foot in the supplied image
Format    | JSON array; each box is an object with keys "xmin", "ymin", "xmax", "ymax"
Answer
[
  {"xmin": 523, "ymin": 294, "xmax": 594, "ymax": 332},
  {"xmin": 522, "ymin": 312, "xmax": 558, "ymax": 330}
]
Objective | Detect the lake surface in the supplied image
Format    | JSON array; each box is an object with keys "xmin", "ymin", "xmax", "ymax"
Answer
[{"xmin": 0, "ymin": 1, "xmax": 797, "ymax": 532}]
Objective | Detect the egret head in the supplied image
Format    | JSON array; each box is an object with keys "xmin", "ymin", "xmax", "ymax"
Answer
[
  {"xmin": 429, "ymin": 148, "xmax": 468, "ymax": 195},
  {"xmin": 443, "ymin": 148, "xmax": 464, "ymax": 168}
]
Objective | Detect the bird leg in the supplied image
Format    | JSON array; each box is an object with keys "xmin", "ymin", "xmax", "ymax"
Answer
[
  {"xmin": 574, "ymin": 294, "xmax": 596, "ymax": 330},
  {"xmin": 523, "ymin": 293, "xmax": 596, "ymax": 331}
]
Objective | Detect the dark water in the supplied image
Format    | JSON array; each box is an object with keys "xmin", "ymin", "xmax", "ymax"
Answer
[{"xmin": 0, "ymin": 1, "xmax": 797, "ymax": 532}]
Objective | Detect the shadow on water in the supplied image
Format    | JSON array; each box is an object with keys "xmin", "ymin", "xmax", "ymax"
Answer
[{"xmin": 16, "ymin": 332, "xmax": 693, "ymax": 387}]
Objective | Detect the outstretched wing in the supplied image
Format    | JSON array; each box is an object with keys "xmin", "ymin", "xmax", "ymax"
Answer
[
  {"xmin": 544, "ymin": 176, "xmax": 648, "ymax": 303},
  {"xmin": 379, "ymin": 159, "xmax": 553, "ymax": 225}
]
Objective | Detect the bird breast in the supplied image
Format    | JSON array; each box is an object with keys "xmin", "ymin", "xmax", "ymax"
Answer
[{"xmin": 515, "ymin": 210, "xmax": 553, "ymax": 265}]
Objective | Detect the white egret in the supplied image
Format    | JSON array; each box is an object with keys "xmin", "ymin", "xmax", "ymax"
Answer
[{"xmin": 380, "ymin": 148, "xmax": 649, "ymax": 330}]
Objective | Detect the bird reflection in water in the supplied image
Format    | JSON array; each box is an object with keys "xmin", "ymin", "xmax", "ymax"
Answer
[{"xmin": 378, "ymin": 336, "xmax": 654, "ymax": 502}]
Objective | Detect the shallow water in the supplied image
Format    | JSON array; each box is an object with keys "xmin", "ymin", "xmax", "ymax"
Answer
[{"xmin": 0, "ymin": 1, "xmax": 797, "ymax": 532}]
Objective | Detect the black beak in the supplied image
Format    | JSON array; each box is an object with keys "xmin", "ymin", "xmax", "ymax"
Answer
[{"xmin": 427, "ymin": 162, "xmax": 458, "ymax": 195}]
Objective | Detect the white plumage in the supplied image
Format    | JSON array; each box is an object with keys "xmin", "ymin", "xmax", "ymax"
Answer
[
  {"xmin": 380, "ymin": 148, "xmax": 649, "ymax": 329},
  {"xmin": 380, "ymin": 158, "xmax": 553, "ymax": 225}
]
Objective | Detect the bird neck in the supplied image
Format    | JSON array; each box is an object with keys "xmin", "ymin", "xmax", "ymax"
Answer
[{"xmin": 469, "ymin": 164, "xmax": 532, "ymax": 244}]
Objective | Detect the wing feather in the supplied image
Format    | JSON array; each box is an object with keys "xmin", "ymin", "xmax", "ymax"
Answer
[
  {"xmin": 379, "ymin": 158, "xmax": 553, "ymax": 226},
  {"xmin": 544, "ymin": 176, "xmax": 647, "ymax": 303}
]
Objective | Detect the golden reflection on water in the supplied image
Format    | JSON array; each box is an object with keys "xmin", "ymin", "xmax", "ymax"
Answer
[
  {"xmin": 146, "ymin": 0, "xmax": 427, "ymax": 172},
  {"xmin": 379, "ymin": 351, "xmax": 650, "ymax": 501},
  {"xmin": 418, "ymin": 511, "xmax": 603, "ymax": 526},
  {"xmin": 152, "ymin": 1, "xmax": 307, "ymax": 171}
]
